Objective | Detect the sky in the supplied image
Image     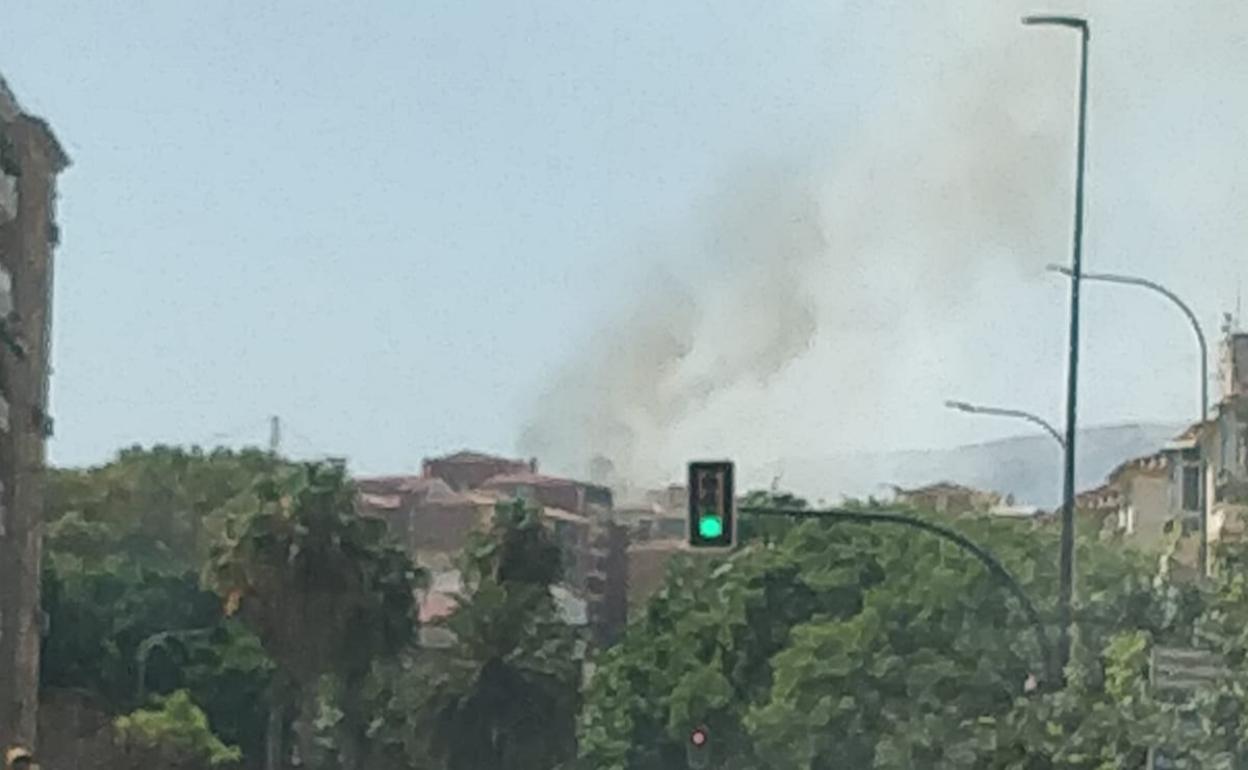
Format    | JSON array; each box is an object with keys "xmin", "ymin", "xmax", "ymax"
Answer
[{"xmin": 3, "ymin": 1, "xmax": 1246, "ymax": 486}]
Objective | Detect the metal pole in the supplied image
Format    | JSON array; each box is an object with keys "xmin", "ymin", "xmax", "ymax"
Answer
[
  {"xmin": 945, "ymin": 400, "xmax": 1065, "ymax": 448},
  {"xmin": 1047, "ymin": 267, "xmax": 1210, "ymax": 575},
  {"xmin": 1024, "ymin": 11, "xmax": 1089, "ymax": 685}
]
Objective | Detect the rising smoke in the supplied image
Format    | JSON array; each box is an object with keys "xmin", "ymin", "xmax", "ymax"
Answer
[
  {"xmin": 518, "ymin": 166, "xmax": 828, "ymax": 486},
  {"xmin": 517, "ymin": 3, "xmax": 1086, "ymax": 487}
]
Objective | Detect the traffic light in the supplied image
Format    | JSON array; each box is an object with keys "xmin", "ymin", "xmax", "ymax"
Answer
[
  {"xmin": 688, "ymin": 461, "xmax": 734, "ymax": 549},
  {"xmin": 686, "ymin": 725, "xmax": 711, "ymax": 769}
]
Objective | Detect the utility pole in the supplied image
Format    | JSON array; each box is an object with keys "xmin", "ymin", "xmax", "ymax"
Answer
[
  {"xmin": 263, "ymin": 413, "xmax": 284, "ymax": 770},
  {"xmin": 1022, "ymin": 12, "xmax": 1089, "ymax": 684}
]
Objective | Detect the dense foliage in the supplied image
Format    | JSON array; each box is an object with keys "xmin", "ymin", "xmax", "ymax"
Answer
[
  {"xmin": 41, "ymin": 447, "xmax": 284, "ymax": 761},
  {"xmin": 114, "ymin": 689, "xmax": 243, "ymax": 769},
  {"xmin": 368, "ymin": 501, "xmax": 582, "ymax": 770},
  {"xmin": 43, "ymin": 446, "xmax": 1248, "ymax": 769},
  {"xmin": 579, "ymin": 507, "xmax": 1209, "ymax": 769},
  {"xmin": 207, "ymin": 459, "xmax": 424, "ymax": 770}
]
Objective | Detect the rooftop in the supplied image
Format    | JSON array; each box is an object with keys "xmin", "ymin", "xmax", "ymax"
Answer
[
  {"xmin": 893, "ymin": 481, "xmax": 999, "ymax": 497},
  {"xmin": 358, "ymin": 492, "xmax": 403, "ymax": 511},
  {"xmin": 1165, "ymin": 419, "xmax": 1216, "ymax": 450},
  {"xmin": 1075, "ymin": 483, "xmax": 1122, "ymax": 510},
  {"xmin": 355, "ymin": 475, "xmax": 474, "ymax": 506},
  {"xmin": 429, "ymin": 449, "xmax": 529, "ymax": 465},
  {"xmin": 543, "ymin": 507, "xmax": 590, "ymax": 525},
  {"xmin": 0, "ymin": 73, "xmax": 69, "ymax": 171},
  {"xmin": 1108, "ymin": 451, "xmax": 1169, "ymax": 482},
  {"xmin": 482, "ymin": 471, "xmax": 605, "ymax": 491}
]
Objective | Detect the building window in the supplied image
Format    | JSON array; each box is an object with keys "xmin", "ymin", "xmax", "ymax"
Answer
[
  {"xmin": 1182, "ymin": 465, "xmax": 1201, "ymax": 512},
  {"xmin": 0, "ymin": 267, "xmax": 11, "ymax": 317},
  {"xmin": 0, "ymin": 174, "xmax": 16, "ymax": 224},
  {"xmin": 0, "ymin": 134, "xmax": 19, "ymax": 177}
]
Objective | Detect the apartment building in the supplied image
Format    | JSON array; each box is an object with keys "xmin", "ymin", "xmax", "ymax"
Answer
[
  {"xmin": 358, "ymin": 450, "xmax": 628, "ymax": 645},
  {"xmin": 1080, "ymin": 324, "xmax": 1248, "ymax": 566},
  {"xmin": 0, "ymin": 75, "xmax": 68, "ymax": 751}
]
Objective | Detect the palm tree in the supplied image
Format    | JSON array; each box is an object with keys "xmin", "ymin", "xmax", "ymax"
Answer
[
  {"xmin": 208, "ymin": 460, "xmax": 423, "ymax": 770},
  {"xmin": 381, "ymin": 501, "xmax": 582, "ymax": 770}
]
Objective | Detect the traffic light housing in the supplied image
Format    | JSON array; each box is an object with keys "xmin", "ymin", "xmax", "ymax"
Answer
[
  {"xmin": 686, "ymin": 725, "xmax": 711, "ymax": 769},
  {"xmin": 688, "ymin": 461, "xmax": 735, "ymax": 549}
]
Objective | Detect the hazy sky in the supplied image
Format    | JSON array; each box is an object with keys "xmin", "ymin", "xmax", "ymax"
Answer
[{"xmin": 3, "ymin": 1, "xmax": 1246, "ymax": 484}]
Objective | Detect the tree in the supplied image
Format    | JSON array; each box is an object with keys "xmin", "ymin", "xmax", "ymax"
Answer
[
  {"xmin": 114, "ymin": 689, "xmax": 243, "ymax": 769},
  {"xmin": 579, "ymin": 498, "xmax": 1194, "ymax": 769},
  {"xmin": 373, "ymin": 500, "xmax": 582, "ymax": 770},
  {"xmin": 207, "ymin": 459, "xmax": 423, "ymax": 770},
  {"xmin": 737, "ymin": 489, "xmax": 808, "ymax": 545},
  {"xmin": 41, "ymin": 446, "xmax": 282, "ymax": 763},
  {"xmin": 44, "ymin": 445, "xmax": 285, "ymax": 573}
]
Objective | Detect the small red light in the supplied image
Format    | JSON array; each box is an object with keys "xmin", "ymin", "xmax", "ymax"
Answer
[{"xmin": 690, "ymin": 727, "xmax": 708, "ymax": 747}]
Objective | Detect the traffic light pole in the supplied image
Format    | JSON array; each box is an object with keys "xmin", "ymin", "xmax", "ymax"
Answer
[{"xmin": 739, "ymin": 506, "xmax": 1057, "ymax": 689}]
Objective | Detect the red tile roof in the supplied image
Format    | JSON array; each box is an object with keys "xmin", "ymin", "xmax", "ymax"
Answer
[
  {"xmin": 432, "ymin": 450, "xmax": 526, "ymax": 465},
  {"xmin": 355, "ymin": 475, "xmax": 474, "ymax": 506}
]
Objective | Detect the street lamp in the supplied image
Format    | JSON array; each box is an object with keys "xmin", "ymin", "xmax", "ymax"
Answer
[
  {"xmin": 945, "ymin": 400, "xmax": 1065, "ymax": 448},
  {"xmin": 1048, "ymin": 264, "xmax": 1211, "ymax": 575},
  {"xmin": 1023, "ymin": 12, "xmax": 1089, "ymax": 683}
]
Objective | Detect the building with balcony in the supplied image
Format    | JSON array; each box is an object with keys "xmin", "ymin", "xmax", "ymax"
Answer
[{"xmin": 0, "ymin": 73, "xmax": 68, "ymax": 751}]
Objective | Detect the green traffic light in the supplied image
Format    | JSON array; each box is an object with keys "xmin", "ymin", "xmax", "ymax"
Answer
[{"xmin": 698, "ymin": 513, "xmax": 724, "ymax": 539}]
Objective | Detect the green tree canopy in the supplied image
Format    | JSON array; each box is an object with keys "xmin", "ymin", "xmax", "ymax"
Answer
[
  {"xmin": 42, "ymin": 446, "xmax": 284, "ymax": 762},
  {"xmin": 114, "ymin": 689, "xmax": 243, "ymax": 769},
  {"xmin": 207, "ymin": 459, "xmax": 423, "ymax": 770},
  {"xmin": 371, "ymin": 501, "xmax": 582, "ymax": 770},
  {"xmin": 579, "ymin": 502, "xmax": 1195, "ymax": 769},
  {"xmin": 45, "ymin": 445, "xmax": 286, "ymax": 572}
]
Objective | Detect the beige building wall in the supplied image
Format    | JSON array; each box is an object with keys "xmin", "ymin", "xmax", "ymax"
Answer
[{"xmin": 1121, "ymin": 472, "xmax": 1173, "ymax": 549}]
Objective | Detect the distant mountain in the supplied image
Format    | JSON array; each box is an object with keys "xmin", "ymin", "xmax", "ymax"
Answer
[{"xmin": 765, "ymin": 423, "xmax": 1186, "ymax": 509}]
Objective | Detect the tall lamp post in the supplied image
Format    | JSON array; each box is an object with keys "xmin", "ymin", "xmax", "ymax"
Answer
[
  {"xmin": 1023, "ymin": 12, "xmax": 1089, "ymax": 682},
  {"xmin": 1048, "ymin": 265, "xmax": 1210, "ymax": 575},
  {"xmin": 945, "ymin": 400, "xmax": 1066, "ymax": 448}
]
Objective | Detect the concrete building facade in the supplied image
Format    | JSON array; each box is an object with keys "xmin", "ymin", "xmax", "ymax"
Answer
[
  {"xmin": 0, "ymin": 75, "xmax": 68, "ymax": 751},
  {"xmin": 1078, "ymin": 325, "xmax": 1248, "ymax": 569},
  {"xmin": 358, "ymin": 450, "xmax": 629, "ymax": 645}
]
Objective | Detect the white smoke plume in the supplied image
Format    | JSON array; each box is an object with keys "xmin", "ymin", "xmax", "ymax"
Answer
[{"xmin": 518, "ymin": 2, "xmax": 1107, "ymax": 486}]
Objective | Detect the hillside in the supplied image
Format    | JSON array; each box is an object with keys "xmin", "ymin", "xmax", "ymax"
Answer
[{"xmin": 765, "ymin": 422, "xmax": 1186, "ymax": 509}]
